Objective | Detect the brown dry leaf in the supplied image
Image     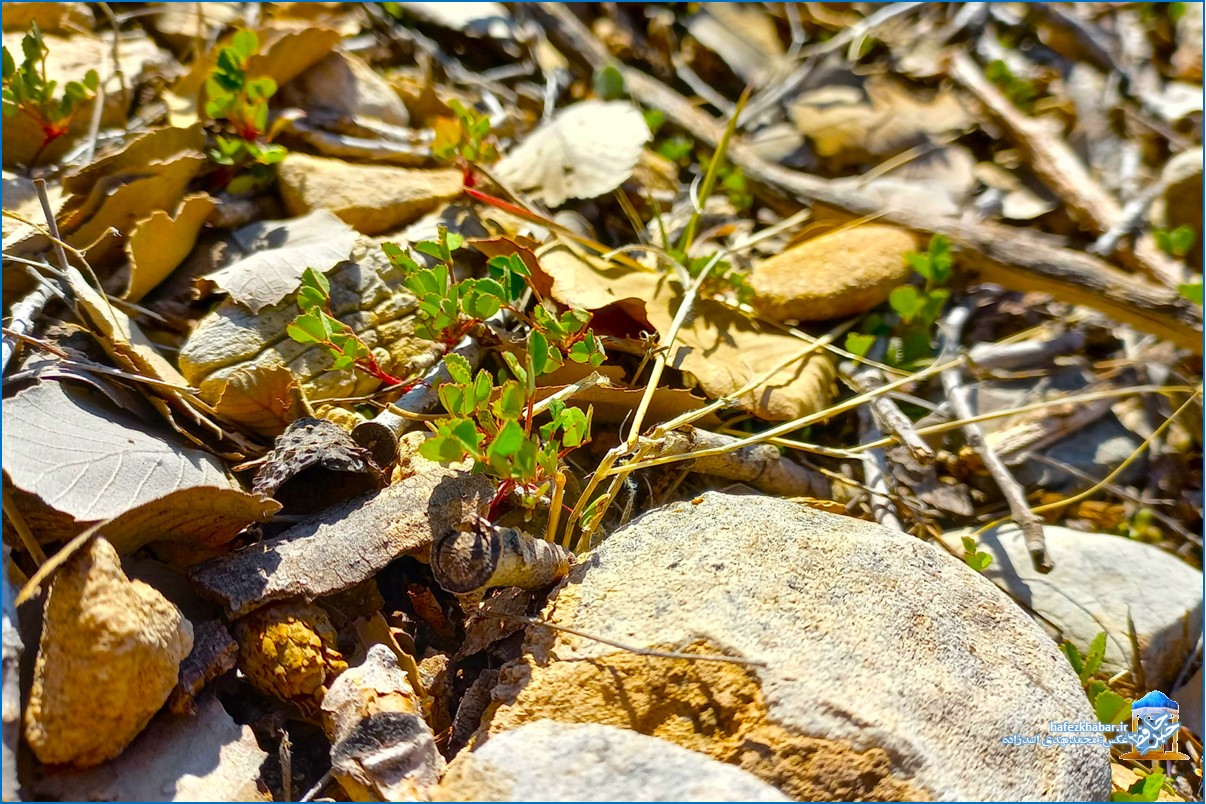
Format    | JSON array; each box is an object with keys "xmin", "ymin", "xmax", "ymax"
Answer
[
  {"xmin": 2, "ymin": 381, "xmax": 232, "ymax": 523},
  {"xmin": 1, "ymin": 3, "xmax": 93, "ymax": 31},
  {"xmin": 63, "ymin": 124, "xmax": 206, "ymax": 197},
  {"xmin": 277, "ymin": 153, "xmax": 463, "ymax": 235},
  {"xmin": 204, "ymin": 210, "xmax": 359, "ymax": 313},
  {"xmin": 24, "ymin": 536, "xmax": 193, "ymax": 767},
  {"xmin": 34, "ymin": 693, "xmax": 270, "ymax": 802},
  {"xmin": 89, "ymin": 487, "xmax": 282, "ymax": 555},
  {"xmin": 790, "ymin": 75, "xmax": 969, "ymax": 167},
  {"xmin": 58, "ymin": 151, "xmax": 208, "ymax": 267},
  {"xmin": 494, "ymin": 101, "xmax": 651, "ymax": 207},
  {"xmin": 212, "ymin": 365, "xmax": 312, "ymax": 437},
  {"xmin": 535, "ymin": 384, "xmax": 720, "ymax": 428},
  {"xmin": 247, "ymin": 25, "xmax": 341, "ymax": 87},
  {"xmin": 124, "ymin": 193, "xmax": 217, "ymax": 303},
  {"xmin": 537, "ymin": 245, "xmax": 837, "ymax": 421}
]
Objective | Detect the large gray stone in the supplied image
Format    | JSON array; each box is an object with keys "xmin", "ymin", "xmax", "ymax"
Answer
[
  {"xmin": 945, "ymin": 524, "xmax": 1203, "ymax": 690},
  {"xmin": 436, "ymin": 720, "xmax": 789, "ymax": 802},
  {"xmin": 481, "ymin": 492, "xmax": 1112, "ymax": 801}
]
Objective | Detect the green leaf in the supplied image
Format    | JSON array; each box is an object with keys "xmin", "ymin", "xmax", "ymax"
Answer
[
  {"xmin": 1093, "ymin": 689, "xmax": 1130, "ymax": 725},
  {"xmin": 503, "ymin": 352, "xmax": 528, "ymax": 386},
  {"xmin": 1110, "ymin": 771, "xmax": 1164, "ymax": 802},
  {"xmin": 449, "ymin": 418, "xmax": 484, "ymax": 457},
  {"xmin": 568, "ymin": 336, "xmax": 605, "ymax": 367},
  {"xmin": 287, "ymin": 311, "xmax": 333, "ymax": 344},
  {"xmin": 1169, "ymin": 224, "xmax": 1195, "ymax": 257},
  {"xmin": 444, "ymin": 353, "xmax": 473, "ymax": 385},
  {"xmin": 419, "ymin": 435, "xmax": 467, "ymax": 464},
  {"xmin": 1060, "ymin": 641, "xmax": 1084, "ymax": 677},
  {"xmin": 245, "ymin": 76, "xmax": 277, "ymax": 102},
  {"xmin": 231, "ymin": 29, "xmax": 259, "ymax": 60},
  {"xmin": 592, "ymin": 63, "xmax": 627, "ymax": 100},
  {"xmin": 529, "ymin": 330, "xmax": 551, "ymax": 375},
  {"xmin": 889, "ymin": 286, "xmax": 924, "ymax": 323},
  {"xmin": 414, "ymin": 240, "xmax": 444, "ymax": 261},
  {"xmin": 494, "ymin": 380, "xmax": 525, "ymax": 420},
  {"xmin": 3, "ymin": 48, "xmax": 14, "ymax": 81},
  {"xmin": 488, "ymin": 420, "xmax": 525, "ymax": 460},
  {"xmin": 1178, "ymin": 281, "xmax": 1203, "ymax": 306},
  {"xmin": 845, "ymin": 332, "xmax": 876, "ymax": 359},
  {"xmin": 300, "ymin": 267, "xmax": 330, "ymax": 297},
  {"xmin": 1082, "ymin": 632, "xmax": 1107, "ymax": 680},
  {"xmin": 83, "ymin": 69, "xmax": 99, "ymax": 91},
  {"xmin": 445, "ymin": 231, "xmax": 464, "ymax": 252}
]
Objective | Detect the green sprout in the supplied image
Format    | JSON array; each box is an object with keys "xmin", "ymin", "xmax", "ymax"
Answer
[
  {"xmin": 203, "ymin": 30, "xmax": 286, "ymax": 193},
  {"xmin": 1154, "ymin": 224, "xmax": 1195, "ymax": 259},
  {"xmin": 2, "ymin": 23, "xmax": 99, "ymax": 165}
]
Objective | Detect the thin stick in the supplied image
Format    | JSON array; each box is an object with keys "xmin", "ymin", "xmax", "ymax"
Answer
[
  {"xmin": 940, "ymin": 301, "xmax": 1050, "ymax": 572},
  {"xmin": 299, "ymin": 770, "xmax": 332, "ymax": 803},
  {"xmin": 1, "ymin": 284, "xmax": 56, "ymax": 374},
  {"xmin": 2, "ymin": 490, "xmax": 47, "ymax": 567}
]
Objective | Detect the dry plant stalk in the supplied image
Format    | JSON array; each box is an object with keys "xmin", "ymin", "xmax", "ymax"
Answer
[{"xmin": 939, "ymin": 302, "xmax": 1050, "ymax": 572}]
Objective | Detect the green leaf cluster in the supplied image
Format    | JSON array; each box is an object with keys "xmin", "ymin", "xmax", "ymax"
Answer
[
  {"xmin": 1060, "ymin": 633, "xmax": 1131, "ymax": 725},
  {"xmin": 203, "ymin": 30, "xmax": 286, "ymax": 192},
  {"xmin": 845, "ymin": 234, "xmax": 953, "ymax": 369},
  {"xmin": 2, "ymin": 23, "xmax": 98, "ymax": 156},
  {"xmin": 286, "ymin": 268, "xmax": 405, "ymax": 384},
  {"xmin": 433, "ymin": 99, "xmax": 497, "ymax": 164},
  {"xmin": 419, "ymin": 352, "xmax": 593, "ymax": 508},
  {"xmin": 960, "ymin": 536, "xmax": 993, "ymax": 572}
]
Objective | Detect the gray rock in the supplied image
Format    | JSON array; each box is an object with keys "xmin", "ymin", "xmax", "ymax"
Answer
[
  {"xmin": 945, "ymin": 524, "xmax": 1203, "ymax": 691},
  {"xmin": 483, "ymin": 492, "xmax": 1111, "ymax": 801},
  {"xmin": 436, "ymin": 720, "xmax": 789, "ymax": 802}
]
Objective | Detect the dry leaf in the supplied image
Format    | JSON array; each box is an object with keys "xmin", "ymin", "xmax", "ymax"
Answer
[
  {"xmin": 24, "ymin": 536, "xmax": 193, "ymax": 767},
  {"xmin": 205, "ymin": 210, "xmax": 359, "ymax": 313},
  {"xmin": 147, "ymin": 2, "xmax": 245, "ymax": 50},
  {"xmin": 537, "ymin": 246, "xmax": 837, "ymax": 421},
  {"xmin": 212, "ymin": 365, "xmax": 312, "ymax": 436},
  {"xmin": 247, "ymin": 25, "xmax": 341, "ymax": 87},
  {"xmin": 277, "ymin": 153, "xmax": 463, "ymax": 235},
  {"xmin": 124, "ymin": 193, "xmax": 217, "ymax": 302},
  {"xmin": 63, "ymin": 125, "xmax": 206, "ymax": 197},
  {"xmin": 2, "ymin": 381, "xmax": 232, "ymax": 523},
  {"xmin": 34, "ymin": 693, "xmax": 269, "ymax": 802},
  {"xmin": 687, "ymin": 4, "xmax": 784, "ymax": 84},
  {"xmin": 88, "ymin": 487, "xmax": 282, "ymax": 555},
  {"xmin": 1, "ymin": 2, "xmax": 93, "ymax": 31},
  {"xmin": 284, "ymin": 51, "xmax": 410, "ymax": 128},
  {"xmin": 790, "ymin": 75, "xmax": 969, "ymax": 167},
  {"xmin": 58, "ymin": 151, "xmax": 208, "ymax": 267},
  {"xmin": 494, "ymin": 100, "xmax": 651, "ymax": 206}
]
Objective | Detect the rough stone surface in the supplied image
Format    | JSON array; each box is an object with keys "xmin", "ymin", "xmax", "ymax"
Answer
[
  {"xmin": 24, "ymin": 537, "xmax": 193, "ymax": 767},
  {"xmin": 482, "ymin": 492, "xmax": 1111, "ymax": 802},
  {"xmin": 749, "ymin": 224, "xmax": 919, "ymax": 323},
  {"xmin": 943, "ymin": 524, "xmax": 1203, "ymax": 691},
  {"xmin": 286, "ymin": 51, "xmax": 410, "ymax": 127},
  {"xmin": 438, "ymin": 720, "xmax": 789, "ymax": 802},
  {"xmin": 277, "ymin": 153, "xmax": 462, "ymax": 235}
]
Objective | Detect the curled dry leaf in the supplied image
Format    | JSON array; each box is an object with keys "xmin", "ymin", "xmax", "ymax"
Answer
[
  {"xmin": 34, "ymin": 693, "xmax": 270, "ymax": 802},
  {"xmin": 686, "ymin": 4, "xmax": 785, "ymax": 84},
  {"xmin": 2, "ymin": 381, "xmax": 232, "ymax": 523},
  {"xmin": 212, "ymin": 364, "xmax": 312, "ymax": 437},
  {"xmin": 124, "ymin": 193, "xmax": 217, "ymax": 303},
  {"xmin": 204, "ymin": 210, "xmax": 359, "ymax": 313},
  {"xmin": 24, "ymin": 536, "xmax": 193, "ymax": 767},
  {"xmin": 537, "ymin": 246, "xmax": 837, "ymax": 422},
  {"xmin": 494, "ymin": 100, "xmax": 651, "ymax": 207},
  {"xmin": 88, "ymin": 487, "xmax": 282, "ymax": 555},
  {"xmin": 277, "ymin": 153, "xmax": 463, "ymax": 235}
]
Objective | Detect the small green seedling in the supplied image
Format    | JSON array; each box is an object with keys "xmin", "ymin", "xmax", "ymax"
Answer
[
  {"xmin": 1154, "ymin": 224, "xmax": 1195, "ymax": 259},
  {"xmin": 1177, "ymin": 281, "xmax": 1202, "ymax": 306},
  {"xmin": 433, "ymin": 99, "xmax": 497, "ymax": 166},
  {"xmin": 1060, "ymin": 632, "xmax": 1132, "ymax": 725},
  {"xmin": 985, "ymin": 59, "xmax": 1037, "ymax": 112},
  {"xmin": 2, "ymin": 23, "xmax": 98, "ymax": 164},
  {"xmin": 960, "ymin": 536, "xmax": 993, "ymax": 572},
  {"xmin": 846, "ymin": 234, "xmax": 952, "ymax": 369},
  {"xmin": 287, "ymin": 268, "xmax": 411, "ymax": 387},
  {"xmin": 203, "ymin": 30, "xmax": 286, "ymax": 192}
]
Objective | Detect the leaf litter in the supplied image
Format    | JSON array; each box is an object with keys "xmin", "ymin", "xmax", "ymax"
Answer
[{"xmin": 1, "ymin": 3, "xmax": 1202, "ymax": 800}]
